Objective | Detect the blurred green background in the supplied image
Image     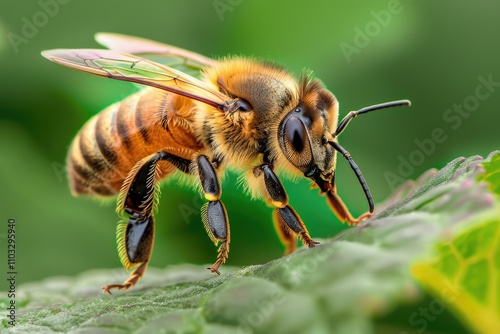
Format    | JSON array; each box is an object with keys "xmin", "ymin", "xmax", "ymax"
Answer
[{"xmin": 0, "ymin": 0, "xmax": 499, "ymax": 286}]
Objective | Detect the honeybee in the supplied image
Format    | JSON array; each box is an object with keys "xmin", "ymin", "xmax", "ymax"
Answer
[{"xmin": 42, "ymin": 33, "xmax": 410, "ymax": 294}]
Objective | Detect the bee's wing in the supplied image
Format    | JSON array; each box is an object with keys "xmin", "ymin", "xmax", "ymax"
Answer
[
  {"xmin": 95, "ymin": 33, "xmax": 216, "ymax": 77},
  {"xmin": 41, "ymin": 49, "xmax": 233, "ymax": 111}
]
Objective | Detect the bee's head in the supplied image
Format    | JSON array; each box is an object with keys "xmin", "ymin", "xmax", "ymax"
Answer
[
  {"xmin": 279, "ymin": 76, "xmax": 411, "ymax": 213},
  {"xmin": 278, "ymin": 77, "xmax": 339, "ymax": 192}
]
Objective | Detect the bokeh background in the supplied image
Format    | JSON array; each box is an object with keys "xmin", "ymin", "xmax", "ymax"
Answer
[{"xmin": 0, "ymin": 0, "xmax": 499, "ymax": 286}]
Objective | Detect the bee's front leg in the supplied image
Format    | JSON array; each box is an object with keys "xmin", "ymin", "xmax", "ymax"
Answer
[
  {"xmin": 326, "ymin": 183, "xmax": 372, "ymax": 226},
  {"xmin": 103, "ymin": 151, "xmax": 191, "ymax": 294},
  {"xmin": 196, "ymin": 155, "xmax": 230, "ymax": 275},
  {"xmin": 255, "ymin": 163, "xmax": 319, "ymax": 255}
]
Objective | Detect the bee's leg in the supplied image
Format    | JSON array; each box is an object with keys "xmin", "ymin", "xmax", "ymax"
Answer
[
  {"xmin": 273, "ymin": 212, "xmax": 298, "ymax": 255},
  {"xmin": 326, "ymin": 183, "xmax": 371, "ymax": 226},
  {"xmin": 255, "ymin": 163, "xmax": 319, "ymax": 255},
  {"xmin": 103, "ymin": 151, "xmax": 191, "ymax": 294},
  {"xmin": 196, "ymin": 155, "xmax": 230, "ymax": 275}
]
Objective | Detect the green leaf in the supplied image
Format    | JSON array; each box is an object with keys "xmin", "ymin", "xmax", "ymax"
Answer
[
  {"xmin": 478, "ymin": 151, "xmax": 500, "ymax": 196},
  {"xmin": 413, "ymin": 217, "xmax": 500, "ymax": 334},
  {"xmin": 412, "ymin": 151, "xmax": 500, "ymax": 334},
  {"xmin": 3, "ymin": 152, "xmax": 500, "ymax": 333}
]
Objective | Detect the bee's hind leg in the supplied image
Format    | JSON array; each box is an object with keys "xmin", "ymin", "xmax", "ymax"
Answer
[{"xmin": 102, "ymin": 151, "xmax": 191, "ymax": 294}]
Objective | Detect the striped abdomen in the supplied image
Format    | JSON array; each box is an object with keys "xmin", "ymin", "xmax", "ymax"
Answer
[{"xmin": 67, "ymin": 88, "xmax": 203, "ymax": 197}]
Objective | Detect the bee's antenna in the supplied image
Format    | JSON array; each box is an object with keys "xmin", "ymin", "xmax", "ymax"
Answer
[
  {"xmin": 332, "ymin": 99, "xmax": 411, "ymax": 138},
  {"xmin": 329, "ymin": 141, "xmax": 374, "ymax": 213},
  {"xmin": 329, "ymin": 99, "xmax": 411, "ymax": 213}
]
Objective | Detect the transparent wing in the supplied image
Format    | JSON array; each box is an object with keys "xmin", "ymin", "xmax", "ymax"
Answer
[
  {"xmin": 95, "ymin": 33, "xmax": 216, "ymax": 77},
  {"xmin": 41, "ymin": 48, "xmax": 233, "ymax": 111}
]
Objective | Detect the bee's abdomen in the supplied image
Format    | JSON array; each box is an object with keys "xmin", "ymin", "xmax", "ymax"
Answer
[{"xmin": 67, "ymin": 89, "xmax": 201, "ymax": 197}]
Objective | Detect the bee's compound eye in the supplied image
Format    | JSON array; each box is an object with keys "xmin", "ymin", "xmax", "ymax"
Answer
[
  {"xmin": 284, "ymin": 116, "xmax": 307, "ymax": 153},
  {"xmin": 236, "ymin": 98, "xmax": 252, "ymax": 112}
]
